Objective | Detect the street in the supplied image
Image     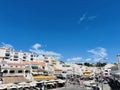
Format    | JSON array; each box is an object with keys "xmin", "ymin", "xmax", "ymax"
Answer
[
  {"xmin": 49, "ymin": 84, "xmax": 92, "ymax": 90},
  {"xmin": 49, "ymin": 83, "xmax": 112, "ymax": 90},
  {"xmin": 48, "ymin": 75, "xmax": 120, "ymax": 90}
]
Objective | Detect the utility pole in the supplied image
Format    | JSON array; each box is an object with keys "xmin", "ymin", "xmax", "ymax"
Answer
[
  {"xmin": 98, "ymin": 58, "xmax": 107, "ymax": 90},
  {"xmin": 0, "ymin": 65, "xmax": 3, "ymax": 84},
  {"xmin": 99, "ymin": 60, "xmax": 103, "ymax": 90},
  {"xmin": 117, "ymin": 54, "xmax": 120, "ymax": 72}
]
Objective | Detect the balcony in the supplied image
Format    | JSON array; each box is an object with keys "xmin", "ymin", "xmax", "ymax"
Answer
[
  {"xmin": 4, "ymin": 56, "xmax": 10, "ymax": 59},
  {"xmin": 5, "ymin": 53, "xmax": 10, "ymax": 56},
  {"xmin": 14, "ymin": 55, "xmax": 18, "ymax": 59},
  {"xmin": 50, "ymin": 64, "xmax": 53, "ymax": 66},
  {"xmin": 23, "ymin": 53, "xmax": 27, "ymax": 56},
  {"xmin": 30, "ymin": 58, "xmax": 33, "ymax": 61},
  {"xmin": 13, "ymin": 59, "xmax": 18, "ymax": 61},
  {"xmin": 44, "ymin": 60, "xmax": 49, "ymax": 63},
  {"xmin": 23, "ymin": 56, "xmax": 27, "ymax": 59},
  {"xmin": 52, "ymin": 62, "xmax": 56, "ymax": 64}
]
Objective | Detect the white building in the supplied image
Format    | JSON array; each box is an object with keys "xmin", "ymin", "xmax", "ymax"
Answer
[{"xmin": 0, "ymin": 47, "xmax": 48, "ymax": 83}]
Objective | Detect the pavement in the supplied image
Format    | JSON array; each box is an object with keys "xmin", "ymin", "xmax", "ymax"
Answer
[
  {"xmin": 48, "ymin": 77, "xmax": 112, "ymax": 90},
  {"xmin": 49, "ymin": 83, "xmax": 111, "ymax": 90},
  {"xmin": 96, "ymin": 83, "xmax": 110, "ymax": 90},
  {"xmin": 103, "ymin": 84, "xmax": 111, "ymax": 90},
  {"xmin": 49, "ymin": 85, "xmax": 92, "ymax": 90}
]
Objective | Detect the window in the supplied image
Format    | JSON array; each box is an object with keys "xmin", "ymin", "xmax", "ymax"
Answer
[
  {"xmin": 62, "ymin": 71, "xmax": 66, "ymax": 73},
  {"xmin": 23, "ymin": 56, "xmax": 26, "ymax": 59},
  {"xmin": 31, "ymin": 66, "xmax": 38, "ymax": 69},
  {"xmin": 14, "ymin": 55, "xmax": 18, "ymax": 58},
  {"xmin": 10, "ymin": 70, "xmax": 15, "ymax": 73},
  {"xmin": 15, "ymin": 52, "xmax": 18, "ymax": 54},
  {"xmin": 13, "ymin": 59, "xmax": 18, "ymax": 61},
  {"xmin": 44, "ymin": 57, "xmax": 48, "ymax": 59},
  {"xmin": 25, "ymin": 70, "xmax": 30, "ymax": 73},
  {"xmin": 105, "ymin": 73, "xmax": 108, "ymax": 75},
  {"xmin": 45, "ymin": 60, "xmax": 49, "ymax": 63},
  {"xmin": 105, "ymin": 70, "xmax": 108, "ymax": 72},
  {"xmin": 3, "ymin": 70, "xmax": 8, "ymax": 73},
  {"xmin": 23, "ymin": 53, "xmax": 26, "ymax": 55},
  {"xmin": 18, "ymin": 70, "xmax": 23, "ymax": 73},
  {"xmin": 42, "ymin": 66, "xmax": 45, "ymax": 69},
  {"xmin": 30, "ymin": 58, "xmax": 33, "ymax": 61},
  {"xmin": 5, "ymin": 53, "xmax": 10, "ymax": 56},
  {"xmin": 31, "ymin": 55, "xmax": 33, "ymax": 57},
  {"xmin": 4, "ymin": 57, "xmax": 9, "ymax": 59},
  {"xmin": 6, "ymin": 50, "xmax": 10, "ymax": 52}
]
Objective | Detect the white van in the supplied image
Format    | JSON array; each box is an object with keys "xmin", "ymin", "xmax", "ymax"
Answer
[{"xmin": 103, "ymin": 69, "xmax": 111, "ymax": 78}]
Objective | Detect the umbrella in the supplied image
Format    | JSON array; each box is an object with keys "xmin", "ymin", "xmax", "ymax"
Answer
[{"xmin": 49, "ymin": 79, "xmax": 56, "ymax": 82}]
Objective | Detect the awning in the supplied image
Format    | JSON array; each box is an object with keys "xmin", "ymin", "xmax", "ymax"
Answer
[{"xmin": 34, "ymin": 75, "xmax": 56, "ymax": 79}]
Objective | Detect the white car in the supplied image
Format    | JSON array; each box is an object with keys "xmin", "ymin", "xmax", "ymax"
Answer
[{"xmin": 83, "ymin": 80, "xmax": 96, "ymax": 87}]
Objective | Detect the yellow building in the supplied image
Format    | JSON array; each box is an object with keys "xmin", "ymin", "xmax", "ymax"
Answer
[{"xmin": 82, "ymin": 70, "xmax": 92, "ymax": 77}]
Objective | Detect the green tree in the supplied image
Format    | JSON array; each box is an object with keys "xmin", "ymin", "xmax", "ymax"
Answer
[
  {"xmin": 84, "ymin": 62, "xmax": 93, "ymax": 67},
  {"xmin": 95, "ymin": 62, "xmax": 106, "ymax": 67},
  {"xmin": 76, "ymin": 63, "xmax": 83, "ymax": 65}
]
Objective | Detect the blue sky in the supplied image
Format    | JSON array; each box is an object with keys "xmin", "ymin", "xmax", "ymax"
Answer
[{"xmin": 0, "ymin": 0, "xmax": 120, "ymax": 63}]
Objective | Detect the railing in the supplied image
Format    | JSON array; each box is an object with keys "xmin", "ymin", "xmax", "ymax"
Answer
[
  {"xmin": 3, "ymin": 73, "xmax": 24, "ymax": 77},
  {"xmin": 110, "ymin": 70, "xmax": 120, "ymax": 82},
  {"xmin": 111, "ymin": 70, "xmax": 120, "ymax": 74}
]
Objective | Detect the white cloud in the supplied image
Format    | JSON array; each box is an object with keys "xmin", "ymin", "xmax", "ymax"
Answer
[
  {"xmin": 87, "ymin": 47, "xmax": 108, "ymax": 62},
  {"xmin": 85, "ymin": 58, "xmax": 92, "ymax": 62},
  {"xmin": 79, "ymin": 13, "xmax": 86, "ymax": 23},
  {"xmin": 78, "ymin": 13, "xmax": 96, "ymax": 24},
  {"xmin": 39, "ymin": 50, "xmax": 61, "ymax": 57},
  {"xmin": 67, "ymin": 57, "xmax": 82, "ymax": 63},
  {"xmin": 88, "ymin": 47, "xmax": 107, "ymax": 58},
  {"xmin": 88, "ymin": 16, "xmax": 97, "ymax": 20},
  {"xmin": 1, "ymin": 42, "xmax": 13, "ymax": 49},
  {"xmin": 29, "ymin": 43, "xmax": 62, "ymax": 59},
  {"xmin": 32, "ymin": 43, "xmax": 41, "ymax": 50}
]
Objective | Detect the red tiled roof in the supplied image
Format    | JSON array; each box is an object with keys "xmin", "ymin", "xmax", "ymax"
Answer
[
  {"xmin": 7, "ymin": 62, "xmax": 24, "ymax": 66},
  {"xmin": 0, "ymin": 56, "xmax": 4, "ymax": 58},
  {"xmin": 54, "ymin": 67, "xmax": 61, "ymax": 71},
  {"xmin": 7, "ymin": 61, "xmax": 45, "ymax": 66},
  {"xmin": 23, "ymin": 61, "xmax": 45, "ymax": 66}
]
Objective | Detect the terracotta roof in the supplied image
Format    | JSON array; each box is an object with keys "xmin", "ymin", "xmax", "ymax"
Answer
[
  {"xmin": 7, "ymin": 61, "xmax": 45, "ymax": 66},
  {"xmin": 54, "ymin": 67, "xmax": 62, "ymax": 71},
  {"xmin": 8, "ymin": 62, "xmax": 24, "ymax": 66},
  {"xmin": 38, "ymin": 62, "xmax": 45, "ymax": 66},
  {"xmin": 29, "ymin": 61, "xmax": 39, "ymax": 65},
  {"xmin": 23, "ymin": 61, "xmax": 45, "ymax": 66},
  {"xmin": 22, "ymin": 62, "xmax": 30, "ymax": 65},
  {"xmin": 0, "ymin": 56, "xmax": 4, "ymax": 58}
]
